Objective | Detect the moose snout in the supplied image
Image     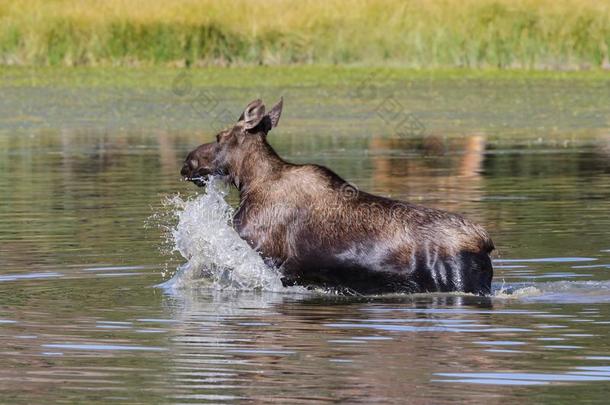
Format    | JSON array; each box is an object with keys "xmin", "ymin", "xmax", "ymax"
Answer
[
  {"xmin": 181, "ymin": 142, "xmax": 217, "ymax": 186},
  {"xmin": 180, "ymin": 159, "xmax": 199, "ymax": 178}
]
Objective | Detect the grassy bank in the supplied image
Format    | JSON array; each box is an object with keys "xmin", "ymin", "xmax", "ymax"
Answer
[
  {"xmin": 1, "ymin": 66, "xmax": 609, "ymax": 89},
  {"xmin": 0, "ymin": 0, "xmax": 609, "ymax": 69}
]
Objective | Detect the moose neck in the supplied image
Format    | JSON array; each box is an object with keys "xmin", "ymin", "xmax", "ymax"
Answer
[{"xmin": 229, "ymin": 137, "xmax": 287, "ymax": 197}]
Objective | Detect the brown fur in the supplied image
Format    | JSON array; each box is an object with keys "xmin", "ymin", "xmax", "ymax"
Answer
[{"xmin": 181, "ymin": 99, "xmax": 494, "ymax": 295}]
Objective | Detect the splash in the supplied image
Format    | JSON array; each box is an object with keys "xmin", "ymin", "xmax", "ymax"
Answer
[
  {"xmin": 158, "ymin": 177, "xmax": 287, "ymax": 292},
  {"xmin": 493, "ymin": 280, "xmax": 610, "ymax": 303},
  {"xmin": 492, "ymin": 282, "xmax": 542, "ymax": 299}
]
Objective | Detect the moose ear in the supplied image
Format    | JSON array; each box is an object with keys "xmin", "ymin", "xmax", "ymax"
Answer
[
  {"xmin": 266, "ymin": 97, "xmax": 283, "ymax": 129},
  {"xmin": 239, "ymin": 99, "xmax": 266, "ymax": 130}
]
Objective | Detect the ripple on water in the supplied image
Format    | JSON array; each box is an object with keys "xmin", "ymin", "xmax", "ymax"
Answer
[
  {"xmin": 42, "ymin": 343, "xmax": 168, "ymax": 352},
  {"xmin": 434, "ymin": 368, "xmax": 610, "ymax": 386},
  {"xmin": 494, "ymin": 281, "xmax": 610, "ymax": 304},
  {"xmin": 83, "ymin": 265, "xmax": 149, "ymax": 272},
  {"xmin": 0, "ymin": 272, "xmax": 63, "ymax": 282},
  {"xmin": 473, "ymin": 341, "xmax": 526, "ymax": 346},
  {"xmin": 494, "ymin": 257, "xmax": 598, "ymax": 263}
]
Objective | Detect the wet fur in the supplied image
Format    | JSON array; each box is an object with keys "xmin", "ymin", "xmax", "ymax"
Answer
[{"xmin": 182, "ymin": 100, "xmax": 494, "ymax": 295}]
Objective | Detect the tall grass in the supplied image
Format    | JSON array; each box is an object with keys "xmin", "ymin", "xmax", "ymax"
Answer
[{"xmin": 0, "ymin": 0, "xmax": 608, "ymax": 68}]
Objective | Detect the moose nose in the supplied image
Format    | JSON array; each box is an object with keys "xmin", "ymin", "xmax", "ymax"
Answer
[
  {"xmin": 180, "ymin": 164, "xmax": 189, "ymax": 177},
  {"xmin": 180, "ymin": 159, "xmax": 199, "ymax": 177}
]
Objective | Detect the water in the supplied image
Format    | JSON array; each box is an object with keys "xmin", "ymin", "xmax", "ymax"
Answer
[{"xmin": 1, "ymin": 72, "xmax": 610, "ymax": 403}]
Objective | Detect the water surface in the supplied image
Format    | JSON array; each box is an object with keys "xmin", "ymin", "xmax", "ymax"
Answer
[{"xmin": 0, "ymin": 71, "xmax": 609, "ymax": 403}]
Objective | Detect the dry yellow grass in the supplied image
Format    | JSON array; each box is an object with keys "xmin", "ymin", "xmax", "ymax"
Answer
[{"xmin": 0, "ymin": 0, "xmax": 608, "ymax": 68}]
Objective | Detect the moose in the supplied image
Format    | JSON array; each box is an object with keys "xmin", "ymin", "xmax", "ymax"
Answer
[{"xmin": 180, "ymin": 98, "xmax": 494, "ymax": 295}]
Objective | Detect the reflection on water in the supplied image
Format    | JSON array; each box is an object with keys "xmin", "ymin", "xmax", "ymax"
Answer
[
  {"xmin": 1, "ymin": 79, "xmax": 610, "ymax": 403},
  {"xmin": 368, "ymin": 134, "xmax": 486, "ymax": 208}
]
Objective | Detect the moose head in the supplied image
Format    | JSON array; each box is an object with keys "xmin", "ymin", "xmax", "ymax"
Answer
[{"xmin": 180, "ymin": 98, "xmax": 284, "ymax": 188}]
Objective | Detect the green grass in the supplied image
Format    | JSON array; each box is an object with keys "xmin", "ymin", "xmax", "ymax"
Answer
[
  {"xmin": 1, "ymin": 65, "xmax": 608, "ymax": 90},
  {"xmin": 0, "ymin": 0, "xmax": 609, "ymax": 69}
]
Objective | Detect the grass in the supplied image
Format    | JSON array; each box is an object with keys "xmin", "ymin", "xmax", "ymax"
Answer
[
  {"xmin": 1, "ymin": 65, "xmax": 608, "ymax": 90},
  {"xmin": 0, "ymin": 0, "xmax": 609, "ymax": 69}
]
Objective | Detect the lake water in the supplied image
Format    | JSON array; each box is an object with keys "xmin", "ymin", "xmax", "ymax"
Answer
[{"xmin": 1, "ymin": 70, "xmax": 609, "ymax": 403}]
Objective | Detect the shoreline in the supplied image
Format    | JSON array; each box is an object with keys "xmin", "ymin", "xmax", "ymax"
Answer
[{"xmin": 2, "ymin": 66, "xmax": 609, "ymax": 89}]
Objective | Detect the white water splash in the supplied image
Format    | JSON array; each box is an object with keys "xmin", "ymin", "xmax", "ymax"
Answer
[
  {"xmin": 158, "ymin": 177, "xmax": 287, "ymax": 292},
  {"xmin": 493, "ymin": 280, "xmax": 610, "ymax": 303}
]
